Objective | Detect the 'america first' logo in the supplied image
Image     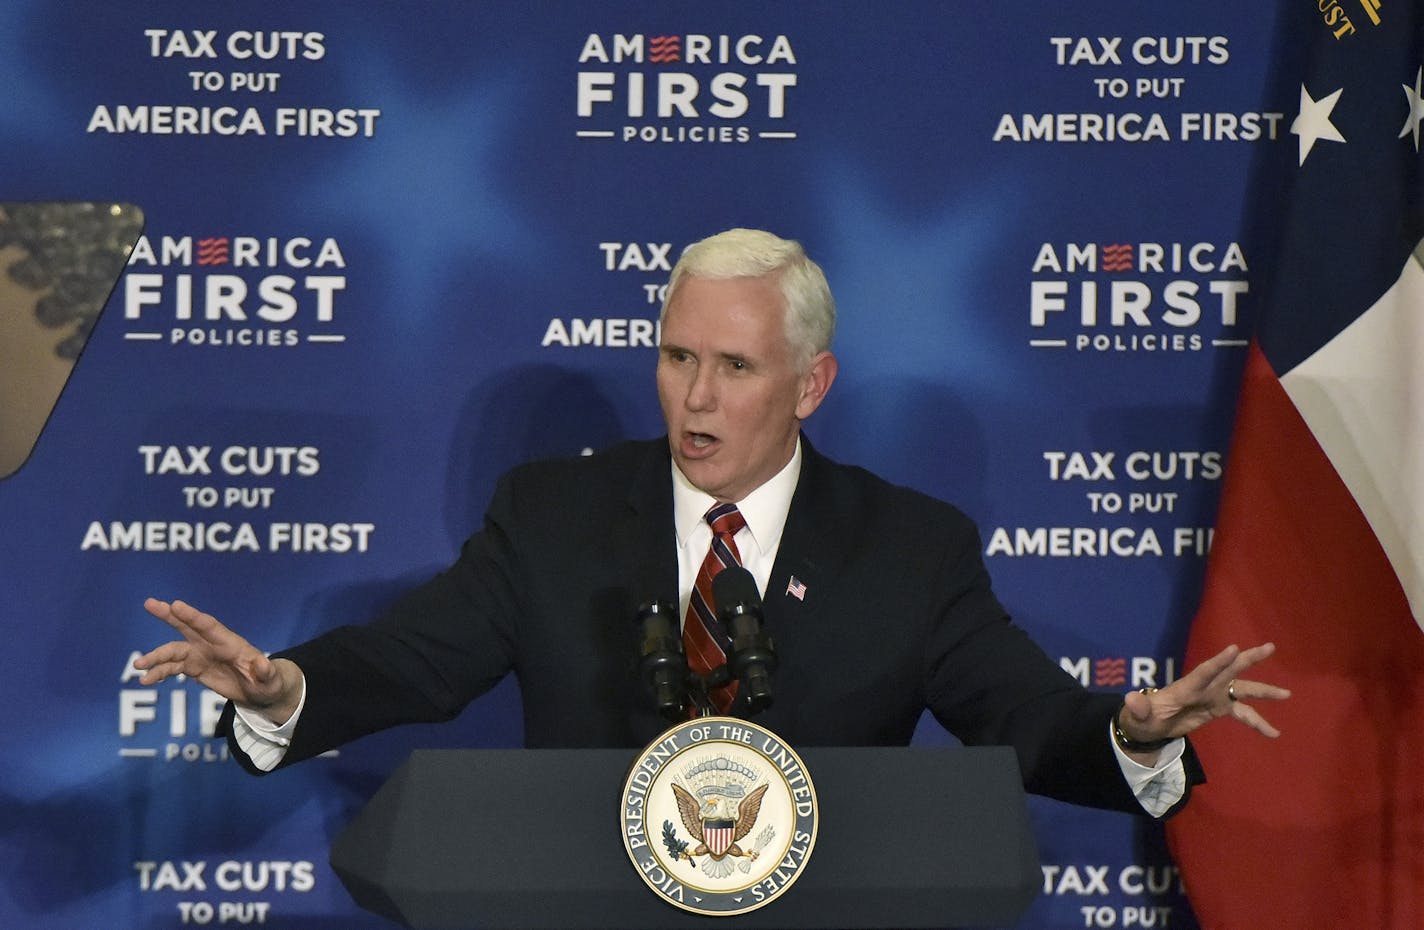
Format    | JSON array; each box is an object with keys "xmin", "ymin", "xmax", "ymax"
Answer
[
  {"xmin": 576, "ymin": 33, "xmax": 798, "ymax": 145},
  {"xmin": 123, "ymin": 234, "xmax": 347, "ymax": 349},
  {"xmin": 1028, "ymin": 240, "xmax": 1251, "ymax": 354},
  {"xmin": 1060, "ymin": 655, "xmax": 1178, "ymax": 688}
]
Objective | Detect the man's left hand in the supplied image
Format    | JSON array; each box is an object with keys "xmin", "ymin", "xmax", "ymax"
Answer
[{"xmin": 1118, "ymin": 642, "xmax": 1290, "ymax": 757}]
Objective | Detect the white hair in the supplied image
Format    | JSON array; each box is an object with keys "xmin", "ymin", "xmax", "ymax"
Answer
[{"xmin": 660, "ymin": 228, "xmax": 836, "ymax": 370}]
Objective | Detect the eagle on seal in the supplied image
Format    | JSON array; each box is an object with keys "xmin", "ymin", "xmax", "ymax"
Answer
[{"xmin": 671, "ymin": 781, "xmax": 769, "ymax": 864}]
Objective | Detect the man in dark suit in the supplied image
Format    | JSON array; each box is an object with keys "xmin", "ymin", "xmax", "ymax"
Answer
[{"xmin": 136, "ymin": 228, "xmax": 1287, "ymax": 817}]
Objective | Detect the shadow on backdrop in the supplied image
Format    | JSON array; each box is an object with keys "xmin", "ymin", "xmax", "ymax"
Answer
[{"xmin": 442, "ymin": 364, "xmax": 642, "ymax": 548}]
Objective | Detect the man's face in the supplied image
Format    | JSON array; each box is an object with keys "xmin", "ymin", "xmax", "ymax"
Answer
[{"xmin": 657, "ymin": 274, "xmax": 830, "ymax": 502}]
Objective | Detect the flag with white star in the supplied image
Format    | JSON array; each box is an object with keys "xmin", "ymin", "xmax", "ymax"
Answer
[{"xmin": 1168, "ymin": 6, "xmax": 1424, "ymax": 928}]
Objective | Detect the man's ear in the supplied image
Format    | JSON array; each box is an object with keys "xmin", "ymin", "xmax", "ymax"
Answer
[{"xmin": 795, "ymin": 351, "xmax": 838, "ymax": 420}]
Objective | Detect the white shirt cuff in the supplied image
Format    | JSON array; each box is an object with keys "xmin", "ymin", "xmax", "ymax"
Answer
[
  {"xmin": 231, "ymin": 672, "xmax": 307, "ymax": 772},
  {"xmin": 1110, "ymin": 720, "xmax": 1188, "ymax": 818}
]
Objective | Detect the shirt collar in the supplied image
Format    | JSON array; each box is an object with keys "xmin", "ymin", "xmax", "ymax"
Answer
[{"xmin": 671, "ymin": 438, "xmax": 802, "ymax": 553}]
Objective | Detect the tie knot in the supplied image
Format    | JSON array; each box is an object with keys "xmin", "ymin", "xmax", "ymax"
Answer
[{"xmin": 705, "ymin": 502, "xmax": 746, "ymax": 538}]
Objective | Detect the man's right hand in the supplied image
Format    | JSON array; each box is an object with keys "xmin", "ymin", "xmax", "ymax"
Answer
[{"xmin": 135, "ymin": 598, "xmax": 303, "ymax": 726}]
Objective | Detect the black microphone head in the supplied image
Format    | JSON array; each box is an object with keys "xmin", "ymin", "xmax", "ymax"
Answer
[
  {"xmin": 633, "ymin": 598, "xmax": 686, "ymax": 721},
  {"xmin": 634, "ymin": 599, "xmax": 677, "ymax": 627},
  {"xmin": 712, "ymin": 565, "xmax": 761, "ymax": 612}
]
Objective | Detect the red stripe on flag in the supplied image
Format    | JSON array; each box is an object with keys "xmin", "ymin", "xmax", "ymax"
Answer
[{"xmin": 1168, "ymin": 343, "xmax": 1424, "ymax": 928}]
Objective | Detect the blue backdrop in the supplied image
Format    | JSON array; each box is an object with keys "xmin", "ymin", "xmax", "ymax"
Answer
[{"xmin": 0, "ymin": 2, "xmax": 1309, "ymax": 927}]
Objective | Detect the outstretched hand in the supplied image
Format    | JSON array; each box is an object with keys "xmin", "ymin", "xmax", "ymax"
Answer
[
  {"xmin": 1117, "ymin": 642, "xmax": 1290, "ymax": 755},
  {"xmin": 134, "ymin": 598, "xmax": 303, "ymax": 725}
]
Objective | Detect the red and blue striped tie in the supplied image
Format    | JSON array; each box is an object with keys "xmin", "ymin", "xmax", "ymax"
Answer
[{"xmin": 683, "ymin": 502, "xmax": 745, "ymax": 715}]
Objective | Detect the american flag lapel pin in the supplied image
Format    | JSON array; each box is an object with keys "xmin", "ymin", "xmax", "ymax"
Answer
[{"xmin": 785, "ymin": 575, "xmax": 807, "ymax": 601}]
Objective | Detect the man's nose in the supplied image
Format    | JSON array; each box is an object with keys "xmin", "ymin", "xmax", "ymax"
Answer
[{"xmin": 685, "ymin": 367, "xmax": 716, "ymax": 410}]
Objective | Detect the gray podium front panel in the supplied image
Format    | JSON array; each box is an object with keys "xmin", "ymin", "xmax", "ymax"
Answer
[{"xmin": 330, "ymin": 746, "xmax": 1039, "ymax": 929}]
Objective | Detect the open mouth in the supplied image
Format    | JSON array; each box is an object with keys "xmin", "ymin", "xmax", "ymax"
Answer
[{"xmin": 682, "ymin": 431, "xmax": 719, "ymax": 456}]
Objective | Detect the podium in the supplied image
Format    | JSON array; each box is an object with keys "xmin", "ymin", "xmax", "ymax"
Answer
[{"xmin": 330, "ymin": 747, "xmax": 1039, "ymax": 928}]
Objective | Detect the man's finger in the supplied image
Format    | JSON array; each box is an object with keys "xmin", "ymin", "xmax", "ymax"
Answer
[
  {"xmin": 1231, "ymin": 701, "xmax": 1282, "ymax": 739},
  {"xmin": 1228, "ymin": 641, "xmax": 1277, "ymax": 674},
  {"xmin": 1226, "ymin": 678, "xmax": 1292, "ymax": 703},
  {"xmin": 144, "ymin": 597, "xmax": 219, "ymax": 644},
  {"xmin": 134, "ymin": 640, "xmax": 188, "ymax": 670},
  {"xmin": 1230, "ymin": 642, "xmax": 1281, "ymax": 681},
  {"xmin": 1203, "ymin": 641, "xmax": 1277, "ymax": 693},
  {"xmin": 1121, "ymin": 688, "xmax": 1155, "ymax": 723},
  {"xmin": 138, "ymin": 662, "xmax": 183, "ymax": 686},
  {"xmin": 136, "ymin": 653, "xmax": 191, "ymax": 686},
  {"xmin": 165, "ymin": 599, "xmax": 251, "ymax": 657},
  {"xmin": 241, "ymin": 651, "xmax": 276, "ymax": 686},
  {"xmin": 1182, "ymin": 643, "xmax": 1243, "ymax": 689},
  {"xmin": 169, "ymin": 599, "xmax": 223, "ymax": 636},
  {"xmin": 144, "ymin": 597, "xmax": 189, "ymax": 634}
]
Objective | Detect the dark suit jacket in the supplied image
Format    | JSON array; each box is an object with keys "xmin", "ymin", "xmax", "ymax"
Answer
[{"xmin": 231, "ymin": 436, "xmax": 1202, "ymax": 814}]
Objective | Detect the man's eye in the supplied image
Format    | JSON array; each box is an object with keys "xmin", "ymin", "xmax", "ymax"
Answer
[{"xmin": 728, "ymin": 359, "xmax": 747, "ymax": 371}]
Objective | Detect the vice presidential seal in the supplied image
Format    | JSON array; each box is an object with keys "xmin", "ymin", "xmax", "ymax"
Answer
[{"xmin": 619, "ymin": 717, "xmax": 818, "ymax": 916}]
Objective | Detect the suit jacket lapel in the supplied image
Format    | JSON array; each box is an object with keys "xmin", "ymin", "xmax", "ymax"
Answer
[{"xmin": 765, "ymin": 436, "xmax": 855, "ymax": 626}]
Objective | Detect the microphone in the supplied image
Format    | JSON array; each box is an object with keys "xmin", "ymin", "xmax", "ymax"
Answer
[
  {"xmin": 634, "ymin": 599, "xmax": 688, "ymax": 721},
  {"xmin": 713, "ymin": 566, "xmax": 777, "ymax": 714}
]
